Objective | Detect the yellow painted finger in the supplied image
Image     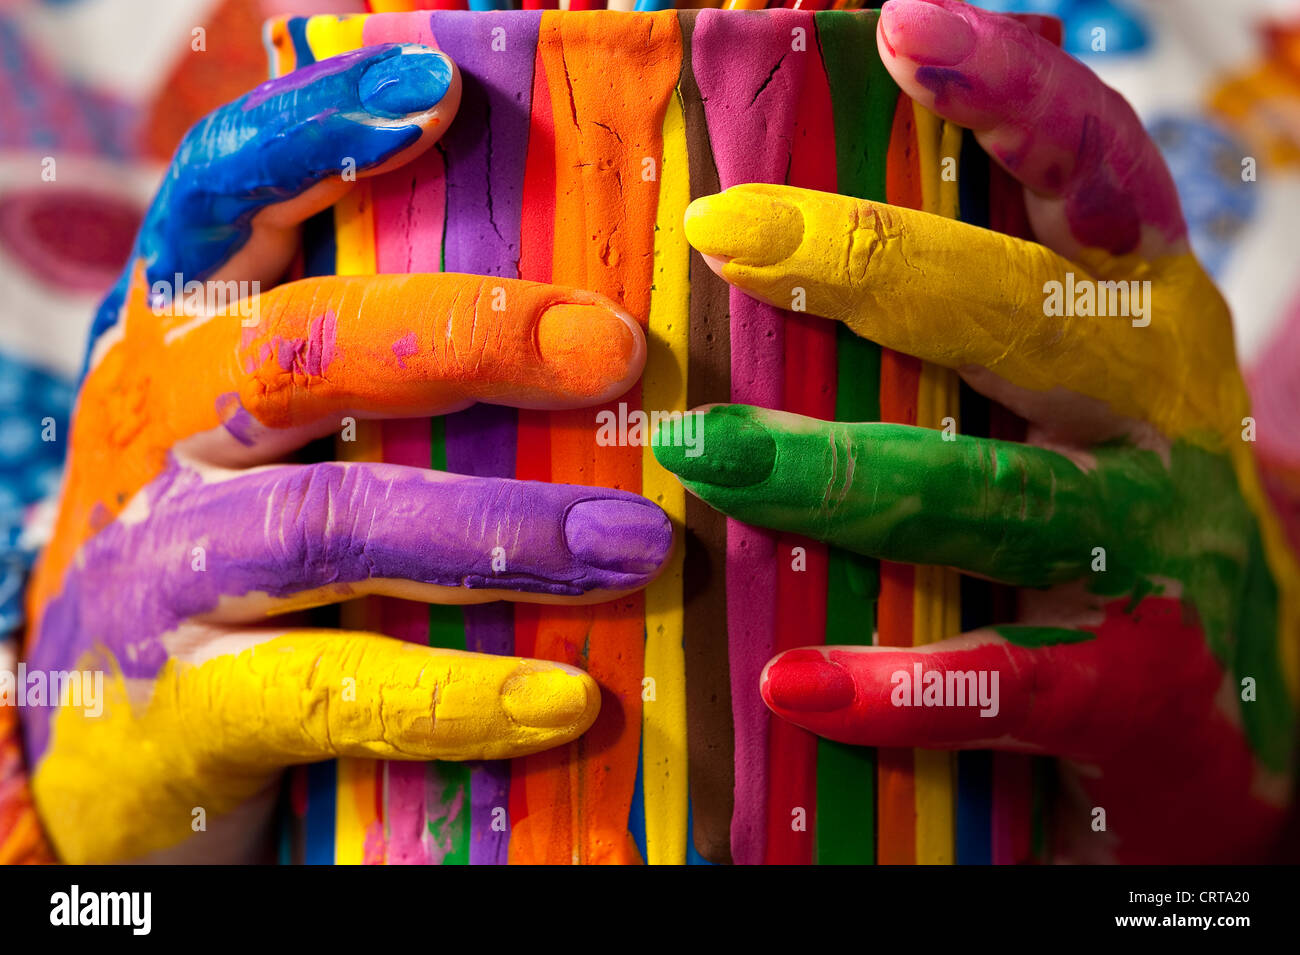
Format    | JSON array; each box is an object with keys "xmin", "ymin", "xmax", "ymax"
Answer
[
  {"xmin": 683, "ymin": 183, "xmax": 1246, "ymax": 446},
  {"xmin": 187, "ymin": 631, "xmax": 602, "ymax": 764},
  {"xmin": 33, "ymin": 632, "xmax": 599, "ymax": 862}
]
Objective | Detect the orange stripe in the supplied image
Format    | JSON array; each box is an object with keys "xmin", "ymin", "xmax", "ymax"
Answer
[{"xmin": 510, "ymin": 12, "xmax": 682, "ymax": 864}]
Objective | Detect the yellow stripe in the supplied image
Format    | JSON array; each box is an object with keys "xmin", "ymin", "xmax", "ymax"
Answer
[
  {"xmin": 305, "ymin": 13, "xmax": 367, "ymax": 56},
  {"xmin": 937, "ymin": 119, "xmax": 963, "ymax": 220},
  {"xmin": 911, "ymin": 104, "xmax": 957, "ymax": 865},
  {"xmin": 308, "ymin": 19, "xmax": 375, "ymax": 280},
  {"xmin": 640, "ymin": 91, "xmax": 691, "ymax": 866},
  {"xmin": 912, "ymin": 378, "xmax": 955, "ymax": 865},
  {"xmin": 299, "ymin": 14, "xmax": 381, "ymax": 867},
  {"xmin": 936, "ymin": 119, "xmax": 966, "ymax": 647}
]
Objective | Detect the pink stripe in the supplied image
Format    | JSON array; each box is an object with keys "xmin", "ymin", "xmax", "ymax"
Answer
[
  {"xmin": 372, "ymin": 146, "xmax": 447, "ymax": 274},
  {"xmin": 376, "ymin": 419, "xmax": 433, "ymax": 865},
  {"xmin": 368, "ymin": 13, "xmax": 447, "ymax": 277},
  {"xmin": 991, "ymin": 753, "xmax": 1031, "ymax": 864},
  {"xmin": 363, "ymin": 12, "xmax": 450, "ymax": 868},
  {"xmin": 379, "ymin": 419, "xmax": 432, "ymax": 648},
  {"xmin": 386, "ymin": 763, "xmax": 432, "ymax": 864},
  {"xmin": 362, "ymin": 11, "xmax": 440, "ymax": 48},
  {"xmin": 693, "ymin": 8, "xmax": 811, "ymax": 866}
]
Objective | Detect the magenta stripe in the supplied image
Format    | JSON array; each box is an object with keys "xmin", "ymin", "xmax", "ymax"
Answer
[
  {"xmin": 363, "ymin": 14, "xmax": 445, "ymax": 867},
  {"xmin": 693, "ymin": 8, "xmax": 812, "ymax": 865}
]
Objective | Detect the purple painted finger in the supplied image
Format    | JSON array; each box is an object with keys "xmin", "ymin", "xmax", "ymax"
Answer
[
  {"xmin": 28, "ymin": 457, "xmax": 673, "ymax": 690},
  {"xmin": 877, "ymin": 0, "xmax": 1187, "ymax": 259}
]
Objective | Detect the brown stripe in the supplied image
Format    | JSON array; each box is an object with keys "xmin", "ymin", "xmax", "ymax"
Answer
[{"xmin": 677, "ymin": 7, "xmax": 735, "ymax": 867}]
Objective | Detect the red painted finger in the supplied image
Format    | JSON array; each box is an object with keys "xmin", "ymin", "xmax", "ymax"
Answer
[{"xmin": 759, "ymin": 597, "xmax": 1226, "ymax": 760}]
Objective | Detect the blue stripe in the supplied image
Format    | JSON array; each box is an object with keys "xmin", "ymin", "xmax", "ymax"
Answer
[
  {"xmin": 628, "ymin": 731, "xmax": 649, "ymax": 860},
  {"xmin": 286, "ymin": 17, "xmax": 316, "ymax": 67},
  {"xmin": 304, "ymin": 760, "xmax": 337, "ymax": 865}
]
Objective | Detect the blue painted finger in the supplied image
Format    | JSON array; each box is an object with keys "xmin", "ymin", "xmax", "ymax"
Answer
[{"xmin": 89, "ymin": 44, "xmax": 459, "ymax": 361}]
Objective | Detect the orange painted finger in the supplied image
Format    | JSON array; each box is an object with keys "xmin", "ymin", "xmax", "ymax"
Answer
[{"xmin": 151, "ymin": 273, "xmax": 645, "ymax": 463}]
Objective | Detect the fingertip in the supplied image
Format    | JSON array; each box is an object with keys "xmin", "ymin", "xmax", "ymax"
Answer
[
  {"xmin": 761, "ymin": 647, "xmax": 856, "ymax": 715},
  {"xmin": 563, "ymin": 496, "xmax": 674, "ymax": 579},
  {"xmin": 698, "ymin": 251, "xmax": 731, "ymax": 281},
  {"xmin": 536, "ymin": 299, "xmax": 645, "ymax": 404},
  {"xmin": 500, "ymin": 661, "xmax": 601, "ymax": 736},
  {"xmin": 877, "ymin": 0, "xmax": 977, "ymax": 68},
  {"xmin": 358, "ymin": 45, "xmax": 460, "ymax": 120},
  {"xmin": 683, "ymin": 187, "xmax": 803, "ymax": 267},
  {"xmin": 652, "ymin": 404, "xmax": 776, "ymax": 489}
]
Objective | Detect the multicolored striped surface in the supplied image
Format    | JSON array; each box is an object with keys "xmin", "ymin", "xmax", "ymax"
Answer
[{"xmin": 268, "ymin": 7, "xmax": 1053, "ymax": 865}]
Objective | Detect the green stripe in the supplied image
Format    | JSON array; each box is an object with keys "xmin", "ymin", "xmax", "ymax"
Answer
[
  {"xmin": 993, "ymin": 625, "xmax": 1096, "ymax": 649},
  {"xmin": 427, "ymin": 414, "xmax": 469, "ymax": 864},
  {"xmin": 813, "ymin": 9, "xmax": 893, "ymax": 865}
]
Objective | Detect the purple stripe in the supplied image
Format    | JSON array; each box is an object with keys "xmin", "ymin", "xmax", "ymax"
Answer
[{"xmin": 432, "ymin": 11, "xmax": 542, "ymax": 866}]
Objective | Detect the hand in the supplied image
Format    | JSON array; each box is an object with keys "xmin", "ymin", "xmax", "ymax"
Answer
[
  {"xmin": 654, "ymin": 0, "xmax": 1298, "ymax": 863},
  {"xmin": 22, "ymin": 44, "xmax": 671, "ymax": 864}
]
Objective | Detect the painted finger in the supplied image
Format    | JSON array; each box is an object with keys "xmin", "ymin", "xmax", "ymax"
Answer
[
  {"xmin": 651, "ymin": 405, "xmax": 1167, "ymax": 587},
  {"xmin": 49, "ymin": 460, "xmax": 672, "ymax": 638},
  {"xmin": 90, "ymin": 44, "xmax": 460, "ymax": 353},
  {"xmin": 683, "ymin": 184, "xmax": 1235, "ymax": 441},
  {"xmin": 32, "ymin": 629, "xmax": 600, "ymax": 862},
  {"xmin": 189, "ymin": 630, "xmax": 602, "ymax": 763},
  {"xmin": 876, "ymin": 0, "xmax": 1186, "ymax": 260},
  {"xmin": 759, "ymin": 600, "xmax": 1225, "ymax": 759},
  {"xmin": 149, "ymin": 273, "xmax": 644, "ymax": 464}
]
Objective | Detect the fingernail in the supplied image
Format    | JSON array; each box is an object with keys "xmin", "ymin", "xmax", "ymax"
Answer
[
  {"xmin": 684, "ymin": 188, "xmax": 804, "ymax": 267},
  {"xmin": 652, "ymin": 406, "xmax": 775, "ymax": 487},
  {"xmin": 500, "ymin": 662, "xmax": 598, "ymax": 729},
  {"xmin": 537, "ymin": 303, "xmax": 644, "ymax": 399},
  {"xmin": 763, "ymin": 650, "xmax": 856, "ymax": 712},
  {"xmin": 564, "ymin": 499, "xmax": 672, "ymax": 573},
  {"xmin": 358, "ymin": 49, "xmax": 453, "ymax": 117},
  {"xmin": 880, "ymin": 0, "xmax": 977, "ymax": 67}
]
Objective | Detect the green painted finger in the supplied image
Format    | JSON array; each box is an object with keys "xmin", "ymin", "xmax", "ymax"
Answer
[{"xmin": 651, "ymin": 404, "xmax": 1168, "ymax": 587}]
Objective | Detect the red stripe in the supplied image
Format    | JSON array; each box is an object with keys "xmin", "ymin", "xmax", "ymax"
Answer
[
  {"xmin": 508, "ymin": 46, "xmax": 558, "ymax": 840},
  {"xmin": 765, "ymin": 45, "xmax": 838, "ymax": 865},
  {"xmin": 875, "ymin": 92, "xmax": 925, "ymax": 865}
]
